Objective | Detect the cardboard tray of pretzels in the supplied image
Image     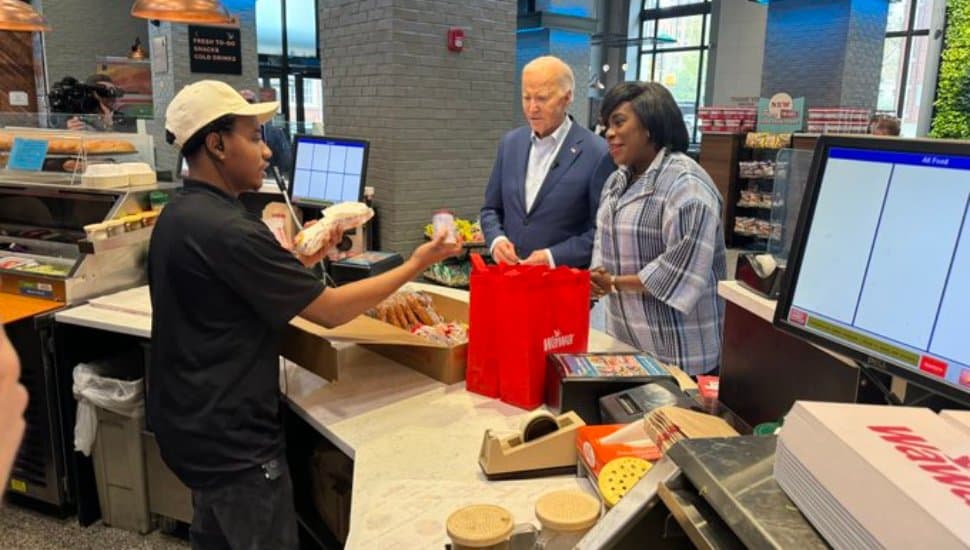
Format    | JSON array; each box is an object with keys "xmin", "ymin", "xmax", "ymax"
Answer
[{"xmin": 283, "ymin": 289, "xmax": 470, "ymax": 384}]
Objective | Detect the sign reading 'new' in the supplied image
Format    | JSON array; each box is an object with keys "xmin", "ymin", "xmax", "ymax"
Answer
[{"xmin": 189, "ymin": 26, "xmax": 241, "ymax": 75}]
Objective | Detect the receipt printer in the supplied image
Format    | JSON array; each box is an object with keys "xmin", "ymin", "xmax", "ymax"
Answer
[
  {"xmin": 599, "ymin": 379, "xmax": 697, "ymax": 424},
  {"xmin": 329, "ymin": 251, "xmax": 403, "ymax": 285}
]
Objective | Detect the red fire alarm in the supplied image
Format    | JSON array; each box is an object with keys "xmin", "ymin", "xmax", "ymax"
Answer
[{"xmin": 447, "ymin": 27, "xmax": 465, "ymax": 52}]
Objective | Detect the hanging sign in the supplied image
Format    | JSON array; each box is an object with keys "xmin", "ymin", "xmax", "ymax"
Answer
[
  {"xmin": 757, "ymin": 92, "xmax": 805, "ymax": 133},
  {"xmin": 189, "ymin": 26, "xmax": 242, "ymax": 75}
]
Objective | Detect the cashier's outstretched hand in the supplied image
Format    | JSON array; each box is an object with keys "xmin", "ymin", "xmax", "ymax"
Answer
[
  {"xmin": 411, "ymin": 230, "xmax": 462, "ymax": 268},
  {"xmin": 0, "ymin": 326, "xmax": 28, "ymax": 488}
]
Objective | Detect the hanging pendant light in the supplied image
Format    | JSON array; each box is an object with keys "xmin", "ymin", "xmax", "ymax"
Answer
[
  {"xmin": 0, "ymin": 0, "xmax": 51, "ymax": 32},
  {"xmin": 130, "ymin": 0, "xmax": 234, "ymax": 25}
]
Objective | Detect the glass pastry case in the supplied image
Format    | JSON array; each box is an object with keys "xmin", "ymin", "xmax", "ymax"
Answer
[{"xmin": 0, "ymin": 179, "xmax": 171, "ymax": 303}]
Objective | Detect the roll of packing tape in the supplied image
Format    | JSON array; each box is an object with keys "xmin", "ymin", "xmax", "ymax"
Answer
[
  {"xmin": 597, "ymin": 457, "xmax": 652, "ymax": 508},
  {"xmin": 519, "ymin": 410, "xmax": 558, "ymax": 442}
]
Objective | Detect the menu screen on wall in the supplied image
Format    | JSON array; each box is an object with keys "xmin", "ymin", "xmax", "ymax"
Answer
[{"xmin": 783, "ymin": 144, "xmax": 970, "ymax": 399}]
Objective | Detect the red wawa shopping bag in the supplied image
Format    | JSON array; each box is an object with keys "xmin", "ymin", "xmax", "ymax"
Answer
[{"xmin": 467, "ymin": 254, "xmax": 590, "ymax": 409}]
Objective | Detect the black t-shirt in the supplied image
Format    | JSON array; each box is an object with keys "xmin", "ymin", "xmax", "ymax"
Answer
[{"xmin": 147, "ymin": 179, "xmax": 324, "ymax": 490}]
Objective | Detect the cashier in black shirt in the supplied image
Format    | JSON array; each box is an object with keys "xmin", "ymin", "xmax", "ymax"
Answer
[{"xmin": 149, "ymin": 80, "xmax": 460, "ymax": 550}]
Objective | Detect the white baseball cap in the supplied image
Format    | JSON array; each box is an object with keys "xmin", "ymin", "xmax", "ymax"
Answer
[{"xmin": 165, "ymin": 80, "xmax": 278, "ymax": 149}]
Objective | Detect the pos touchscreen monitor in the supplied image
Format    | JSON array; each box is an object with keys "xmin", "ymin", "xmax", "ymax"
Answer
[
  {"xmin": 774, "ymin": 135, "xmax": 970, "ymax": 406},
  {"xmin": 289, "ymin": 135, "xmax": 368, "ymax": 207}
]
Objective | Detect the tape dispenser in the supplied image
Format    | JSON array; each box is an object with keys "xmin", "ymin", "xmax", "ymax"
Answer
[{"xmin": 478, "ymin": 410, "xmax": 586, "ymax": 480}]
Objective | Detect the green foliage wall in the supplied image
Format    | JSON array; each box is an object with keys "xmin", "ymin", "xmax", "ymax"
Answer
[{"xmin": 931, "ymin": 0, "xmax": 970, "ymax": 139}]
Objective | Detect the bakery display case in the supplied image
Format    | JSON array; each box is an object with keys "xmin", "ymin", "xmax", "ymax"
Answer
[{"xmin": 0, "ymin": 126, "xmax": 155, "ymax": 186}]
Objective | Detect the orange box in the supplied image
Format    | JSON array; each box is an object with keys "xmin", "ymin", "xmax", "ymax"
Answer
[{"xmin": 576, "ymin": 424, "xmax": 661, "ymax": 480}]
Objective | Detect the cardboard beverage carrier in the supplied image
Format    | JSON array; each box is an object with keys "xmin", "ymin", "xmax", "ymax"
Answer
[{"xmin": 282, "ymin": 289, "xmax": 469, "ymax": 384}]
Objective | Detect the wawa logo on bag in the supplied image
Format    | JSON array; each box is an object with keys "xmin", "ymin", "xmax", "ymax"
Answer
[
  {"xmin": 867, "ymin": 425, "xmax": 970, "ymax": 506},
  {"xmin": 544, "ymin": 330, "xmax": 575, "ymax": 352}
]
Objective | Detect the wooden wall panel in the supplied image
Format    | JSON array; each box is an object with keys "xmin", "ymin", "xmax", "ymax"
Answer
[{"xmin": 0, "ymin": 30, "xmax": 39, "ymax": 113}]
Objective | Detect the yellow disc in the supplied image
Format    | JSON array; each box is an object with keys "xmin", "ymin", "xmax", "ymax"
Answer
[
  {"xmin": 446, "ymin": 504, "xmax": 514, "ymax": 548},
  {"xmin": 597, "ymin": 457, "xmax": 652, "ymax": 508}
]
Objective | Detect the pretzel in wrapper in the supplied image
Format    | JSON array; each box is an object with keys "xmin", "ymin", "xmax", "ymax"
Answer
[
  {"xmin": 388, "ymin": 297, "xmax": 410, "ymax": 330},
  {"xmin": 406, "ymin": 293, "xmax": 435, "ymax": 325},
  {"xmin": 365, "ymin": 291, "xmax": 458, "ymax": 341}
]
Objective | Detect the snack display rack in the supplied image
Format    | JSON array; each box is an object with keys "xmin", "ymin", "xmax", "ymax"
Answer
[
  {"xmin": 727, "ymin": 133, "xmax": 792, "ymax": 250},
  {"xmin": 421, "ymin": 217, "xmax": 487, "ymax": 289}
]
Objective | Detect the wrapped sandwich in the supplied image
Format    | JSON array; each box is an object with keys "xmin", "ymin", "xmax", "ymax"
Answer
[{"xmin": 293, "ymin": 201, "xmax": 374, "ymax": 256}]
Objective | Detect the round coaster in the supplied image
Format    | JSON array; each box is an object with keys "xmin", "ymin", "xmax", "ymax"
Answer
[
  {"xmin": 446, "ymin": 504, "xmax": 514, "ymax": 548},
  {"xmin": 597, "ymin": 457, "xmax": 653, "ymax": 508},
  {"xmin": 535, "ymin": 489, "xmax": 601, "ymax": 532}
]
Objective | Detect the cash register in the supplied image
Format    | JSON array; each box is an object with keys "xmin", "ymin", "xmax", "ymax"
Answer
[{"xmin": 288, "ymin": 134, "xmax": 401, "ymax": 283}]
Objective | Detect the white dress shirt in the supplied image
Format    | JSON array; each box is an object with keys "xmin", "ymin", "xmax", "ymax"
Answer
[
  {"xmin": 490, "ymin": 117, "xmax": 572, "ymax": 266},
  {"xmin": 525, "ymin": 116, "xmax": 572, "ymax": 212}
]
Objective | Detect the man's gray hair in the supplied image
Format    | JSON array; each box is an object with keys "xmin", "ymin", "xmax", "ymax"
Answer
[{"xmin": 523, "ymin": 56, "xmax": 575, "ymax": 95}]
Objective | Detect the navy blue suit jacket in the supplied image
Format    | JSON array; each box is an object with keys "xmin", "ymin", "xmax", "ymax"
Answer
[{"xmin": 480, "ymin": 121, "xmax": 614, "ymax": 268}]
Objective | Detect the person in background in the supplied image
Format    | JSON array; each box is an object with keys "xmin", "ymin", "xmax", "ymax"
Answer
[
  {"xmin": 150, "ymin": 80, "xmax": 459, "ymax": 549},
  {"xmin": 0, "ymin": 326, "xmax": 28, "ymax": 494},
  {"xmin": 590, "ymin": 82, "xmax": 726, "ymax": 376},
  {"xmin": 64, "ymin": 74, "xmax": 134, "ymax": 132},
  {"xmin": 240, "ymin": 89, "xmax": 292, "ymax": 176},
  {"xmin": 480, "ymin": 55, "xmax": 614, "ymax": 268},
  {"xmin": 869, "ymin": 114, "xmax": 901, "ymax": 136}
]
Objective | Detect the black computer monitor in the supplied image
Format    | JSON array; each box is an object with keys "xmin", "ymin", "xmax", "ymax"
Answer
[
  {"xmin": 289, "ymin": 135, "xmax": 368, "ymax": 207},
  {"xmin": 774, "ymin": 135, "xmax": 970, "ymax": 406}
]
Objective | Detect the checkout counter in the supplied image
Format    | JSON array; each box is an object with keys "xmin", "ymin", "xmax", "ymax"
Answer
[{"xmin": 52, "ymin": 283, "xmax": 667, "ymax": 547}]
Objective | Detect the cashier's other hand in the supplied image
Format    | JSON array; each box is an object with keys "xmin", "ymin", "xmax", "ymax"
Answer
[
  {"xmin": 0, "ymin": 326, "xmax": 28, "ymax": 488},
  {"xmin": 491, "ymin": 239, "xmax": 519, "ymax": 265},
  {"xmin": 66, "ymin": 117, "xmax": 85, "ymax": 131},
  {"xmin": 412, "ymin": 230, "xmax": 462, "ymax": 268},
  {"xmin": 589, "ymin": 266, "xmax": 611, "ymax": 299}
]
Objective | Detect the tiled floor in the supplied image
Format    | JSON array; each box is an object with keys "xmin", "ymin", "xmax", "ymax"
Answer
[{"xmin": 0, "ymin": 502, "xmax": 189, "ymax": 550}]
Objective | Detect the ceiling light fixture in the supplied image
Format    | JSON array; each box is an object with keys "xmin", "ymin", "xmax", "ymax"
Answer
[
  {"xmin": 0, "ymin": 0, "xmax": 50, "ymax": 32},
  {"xmin": 130, "ymin": 0, "xmax": 234, "ymax": 25}
]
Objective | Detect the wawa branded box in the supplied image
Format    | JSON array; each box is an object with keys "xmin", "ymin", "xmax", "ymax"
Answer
[
  {"xmin": 774, "ymin": 401, "xmax": 970, "ymax": 550},
  {"xmin": 282, "ymin": 290, "xmax": 468, "ymax": 384}
]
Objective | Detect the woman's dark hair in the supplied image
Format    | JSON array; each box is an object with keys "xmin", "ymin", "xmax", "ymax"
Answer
[
  {"xmin": 869, "ymin": 114, "xmax": 901, "ymax": 136},
  {"xmin": 599, "ymin": 82, "xmax": 689, "ymax": 153},
  {"xmin": 166, "ymin": 115, "xmax": 236, "ymax": 158}
]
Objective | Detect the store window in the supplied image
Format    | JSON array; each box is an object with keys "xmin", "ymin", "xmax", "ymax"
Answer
[
  {"xmin": 255, "ymin": 0, "xmax": 321, "ymax": 133},
  {"xmin": 877, "ymin": 0, "xmax": 932, "ymax": 136},
  {"xmin": 638, "ymin": 0, "xmax": 711, "ymax": 143}
]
